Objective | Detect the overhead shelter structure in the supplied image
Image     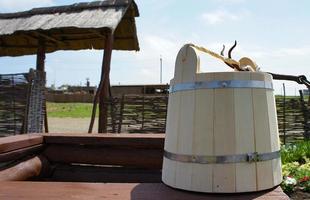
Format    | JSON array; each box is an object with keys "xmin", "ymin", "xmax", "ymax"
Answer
[{"xmin": 0, "ymin": 0, "xmax": 140, "ymax": 133}]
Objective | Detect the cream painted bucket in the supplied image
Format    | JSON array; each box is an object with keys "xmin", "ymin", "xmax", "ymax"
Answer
[{"xmin": 162, "ymin": 44, "xmax": 282, "ymax": 193}]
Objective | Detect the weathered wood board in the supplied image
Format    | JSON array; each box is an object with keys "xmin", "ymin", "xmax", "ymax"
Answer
[
  {"xmin": 0, "ymin": 182, "xmax": 289, "ymax": 200},
  {"xmin": 0, "ymin": 134, "xmax": 43, "ymax": 153}
]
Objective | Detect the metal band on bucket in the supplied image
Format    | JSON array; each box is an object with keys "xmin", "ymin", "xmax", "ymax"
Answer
[
  {"xmin": 164, "ymin": 150, "xmax": 280, "ymax": 164},
  {"xmin": 170, "ymin": 80, "xmax": 273, "ymax": 93}
]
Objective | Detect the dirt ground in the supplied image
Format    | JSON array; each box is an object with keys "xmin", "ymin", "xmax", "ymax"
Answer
[
  {"xmin": 290, "ymin": 191, "xmax": 310, "ymax": 200},
  {"xmin": 48, "ymin": 117, "xmax": 98, "ymax": 133}
]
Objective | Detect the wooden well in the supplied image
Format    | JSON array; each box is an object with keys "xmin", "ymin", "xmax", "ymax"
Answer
[{"xmin": 162, "ymin": 45, "xmax": 282, "ymax": 193}]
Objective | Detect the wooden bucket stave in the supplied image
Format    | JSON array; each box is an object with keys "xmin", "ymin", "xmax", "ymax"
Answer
[{"xmin": 162, "ymin": 44, "xmax": 282, "ymax": 193}]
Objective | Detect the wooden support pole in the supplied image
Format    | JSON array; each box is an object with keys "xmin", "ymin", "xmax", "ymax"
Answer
[
  {"xmin": 36, "ymin": 39, "xmax": 46, "ymax": 72},
  {"xmin": 98, "ymin": 32, "xmax": 114, "ymax": 133},
  {"xmin": 118, "ymin": 95, "xmax": 125, "ymax": 133},
  {"xmin": 299, "ymin": 90, "xmax": 310, "ymax": 139},
  {"xmin": 36, "ymin": 38, "xmax": 49, "ymax": 133},
  {"xmin": 282, "ymin": 83, "xmax": 286, "ymax": 144}
]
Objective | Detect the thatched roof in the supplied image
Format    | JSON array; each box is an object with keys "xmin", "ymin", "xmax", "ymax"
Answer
[{"xmin": 0, "ymin": 0, "xmax": 139, "ymax": 57}]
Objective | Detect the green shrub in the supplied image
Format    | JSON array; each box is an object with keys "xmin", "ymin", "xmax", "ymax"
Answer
[{"xmin": 281, "ymin": 141, "xmax": 310, "ymax": 164}]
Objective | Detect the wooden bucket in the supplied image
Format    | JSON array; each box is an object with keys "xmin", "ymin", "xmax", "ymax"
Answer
[{"xmin": 162, "ymin": 44, "xmax": 282, "ymax": 193}]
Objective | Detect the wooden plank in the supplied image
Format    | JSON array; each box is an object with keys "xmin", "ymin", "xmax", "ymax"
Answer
[
  {"xmin": 233, "ymin": 72, "xmax": 256, "ymax": 192},
  {"xmin": 162, "ymin": 80, "xmax": 179, "ymax": 187},
  {"xmin": 265, "ymin": 74, "xmax": 282, "ymax": 186},
  {"xmin": 251, "ymin": 73, "xmax": 274, "ymax": 190},
  {"xmin": 213, "ymin": 72, "xmax": 236, "ymax": 193},
  {"xmin": 0, "ymin": 144, "xmax": 43, "ymax": 163},
  {"xmin": 0, "ymin": 134, "xmax": 43, "ymax": 154},
  {"xmin": 0, "ymin": 182, "xmax": 289, "ymax": 200},
  {"xmin": 42, "ymin": 133, "xmax": 164, "ymax": 149},
  {"xmin": 174, "ymin": 45, "xmax": 198, "ymax": 190},
  {"xmin": 49, "ymin": 164, "xmax": 161, "ymax": 183},
  {"xmin": 191, "ymin": 72, "xmax": 214, "ymax": 192},
  {"xmin": 43, "ymin": 145, "xmax": 163, "ymax": 169},
  {"xmin": 175, "ymin": 90, "xmax": 194, "ymax": 190}
]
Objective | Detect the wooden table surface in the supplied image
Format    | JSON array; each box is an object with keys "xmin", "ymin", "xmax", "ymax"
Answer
[{"xmin": 0, "ymin": 182, "xmax": 289, "ymax": 200}]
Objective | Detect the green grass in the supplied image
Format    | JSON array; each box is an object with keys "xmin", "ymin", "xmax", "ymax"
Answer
[{"xmin": 47, "ymin": 102, "xmax": 97, "ymax": 118}]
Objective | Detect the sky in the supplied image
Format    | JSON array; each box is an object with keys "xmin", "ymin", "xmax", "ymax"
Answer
[{"xmin": 0, "ymin": 0, "xmax": 309, "ymax": 95}]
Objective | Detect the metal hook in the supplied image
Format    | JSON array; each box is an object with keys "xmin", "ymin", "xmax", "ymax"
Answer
[
  {"xmin": 228, "ymin": 40, "xmax": 237, "ymax": 59},
  {"xmin": 220, "ymin": 45, "xmax": 225, "ymax": 56}
]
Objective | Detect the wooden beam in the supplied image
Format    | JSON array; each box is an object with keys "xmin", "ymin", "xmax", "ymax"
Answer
[
  {"xmin": 0, "ymin": 135, "xmax": 43, "ymax": 154},
  {"xmin": 61, "ymin": 36, "xmax": 133, "ymax": 41},
  {"xmin": 98, "ymin": 32, "xmax": 114, "ymax": 133},
  {"xmin": 90, "ymin": 30, "xmax": 106, "ymax": 38},
  {"xmin": 0, "ymin": 45, "xmax": 39, "ymax": 49},
  {"xmin": 21, "ymin": 34, "xmax": 39, "ymax": 42},
  {"xmin": 43, "ymin": 133, "xmax": 164, "ymax": 149},
  {"xmin": 43, "ymin": 145, "xmax": 163, "ymax": 169},
  {"xmin": 0, "ymin": 144, "xmax": 43, "ymax": 163},
  {"xmin": 54, "ymin": 32, "xmax": 96, "ymax": 37},
  {"xmin": 34, "ymin": 31, "xmax": 66, "ymax": 45},
  {"xmin": 36, "ymin": 38, "xmax": 46, "ymax": 72}
]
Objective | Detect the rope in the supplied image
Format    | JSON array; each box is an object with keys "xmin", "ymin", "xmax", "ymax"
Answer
[{"xmin": 188, "ymin": 43, "xmax": 257, "ymax": 72}]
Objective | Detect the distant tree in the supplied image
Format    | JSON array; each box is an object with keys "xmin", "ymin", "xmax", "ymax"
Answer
[
  {"xmin": 58, "ymin": 84, "xmax": 70, "ymax": 91},
  {"xmin": 50, "ymin": 84, "xmax": 56, "ymax": 90}
]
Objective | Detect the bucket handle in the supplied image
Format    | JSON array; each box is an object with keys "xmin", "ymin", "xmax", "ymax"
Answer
[
  {"xmin": 173, "ymin": 43, "xmax": 258, "ymax": 84},
  {"xmin": 173, "ymin": 44, "xmax": 200, "ymax": 83}
]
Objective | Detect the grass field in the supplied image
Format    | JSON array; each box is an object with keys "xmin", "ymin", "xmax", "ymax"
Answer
[
  {"xmin": 47, "ymin": 102, "xmax": 97, "ymax": 118},
  {"xmin": 47, "ymin": 96, "xmax": 308, "ymax": 118}
]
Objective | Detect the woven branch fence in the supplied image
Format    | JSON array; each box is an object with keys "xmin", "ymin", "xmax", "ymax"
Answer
[
  {"xmin": 0, "ymin": 71, "xmax": 45, "ymax": 137},
  {"xmin": 276, "ymin": 94, "xmax": 309, "ymax": 143},
  {"xmin": 105, "ymin": 95, "xmax": 168, "ymax": 133},
  {"xmin": 103, "ymin": 93, "xmax": 309, "ymax": 143},
  {"xmin": 0, "ymin": 73, "xmax": 29, "ymax": 136}
]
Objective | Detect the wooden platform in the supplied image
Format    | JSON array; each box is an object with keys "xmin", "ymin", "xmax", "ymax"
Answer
[{"xmin": 0, "ymin": 182, "xmax": 289, "ymax": 200}]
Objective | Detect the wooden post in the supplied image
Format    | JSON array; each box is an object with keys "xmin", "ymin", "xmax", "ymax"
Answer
[
  {"xmin": 36, "ymin": 39, "xmax": 46, "ymax": 72},
  {"xmin": 118, "ymin": 94, "xmax": 125, "ymax": 133},
  {"xmin": 282, "ymin": 83, "xmax": 286, "ymax": 144},
  {"xmin": 98, "ymin": 32, "xmax": 114, "ymax": 133},
  {"xmin": 36, "ymin": 38, "xmax": 49, "ymax": 133},
  {"xmin": 108, "ymin": 85, "xmax": 117, "ymax": 133},
  {"xmin": 299, "ymin": 90, "xmax": 310, "ymax": 140},
  {"xmin": 142, "ymin": 94, "xmax": 145, "ymax": 130}
]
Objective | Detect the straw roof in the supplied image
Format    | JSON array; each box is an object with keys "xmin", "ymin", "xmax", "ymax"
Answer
[{"xmin": 0, "ymin": 0, "xmax": 139, "ymax": 57}]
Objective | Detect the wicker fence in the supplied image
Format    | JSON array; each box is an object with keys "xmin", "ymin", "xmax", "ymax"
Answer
[
  {"xmin": 105, "ymin": 95, "xmax": 168, "ymax": 133},
  {"xmin": 277, "ymin": 94, "xmax": 309, "ymax": 143},
  {"xmin": 0, "ymin": 73, "xmax": 30, "ymax": 136},
  {"xmin": 103, "ymin": 93, "xmax": 309, "ymax": 143},
  {"xmin": 0, "ymin": 71, "xmax": 45, "ymax": 137}
]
